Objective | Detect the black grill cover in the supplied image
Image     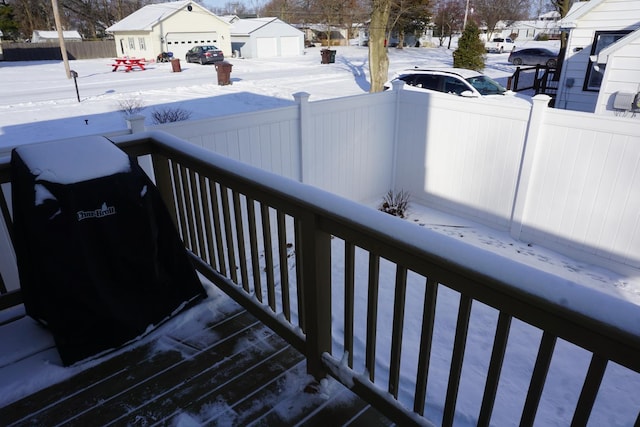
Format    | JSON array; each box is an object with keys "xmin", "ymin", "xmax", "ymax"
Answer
[{"xmin": 11, "ymin": 137, "xmax": 206, "ymax": 366}]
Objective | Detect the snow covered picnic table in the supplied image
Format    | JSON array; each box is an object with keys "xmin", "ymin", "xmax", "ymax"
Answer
[{"xmin": 110, "ymin": 57, "xmax": 146, "ymax": 72}]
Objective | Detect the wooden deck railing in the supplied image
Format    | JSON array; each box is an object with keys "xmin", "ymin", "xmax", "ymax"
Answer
[
  {"xmin": 507, "ymin": 65, "xmax": 559, "ymax": 105},
  {"xmin": 1, "ymin": 132, "xmax": 639, "ymax": 426}
]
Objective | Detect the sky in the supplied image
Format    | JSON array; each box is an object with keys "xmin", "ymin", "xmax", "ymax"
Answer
[
  {"xmin": 1, "ymin": 41, "xmax": 639, "ymax": 426},
  {"xmin": 202, "ymin": 0, "xmax": 258, "ymax": 13}
]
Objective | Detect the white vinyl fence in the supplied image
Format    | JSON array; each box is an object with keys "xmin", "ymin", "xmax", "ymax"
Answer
[{"xmin": 137, "ymin": 87, "xmax": 640, "ymax": 274}]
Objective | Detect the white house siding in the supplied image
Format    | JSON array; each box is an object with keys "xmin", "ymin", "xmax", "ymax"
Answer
[
  {"xmin": 556, "ymin": 0, "xmax": 640, "ymax": 112},
  {"xmin": 156, "ymin": 10, "xmax": 230, "ymax": 59},
  {"xmin": 595, "ymin": 32, "xmax": 640, "ymax": 115},
  {"xmin": 230, "ymin": 18, "xmax": 303, "ymax": 59},
  {"xmin": 107, "ymin": 1, "xmax": 231, "ymax": 61}
]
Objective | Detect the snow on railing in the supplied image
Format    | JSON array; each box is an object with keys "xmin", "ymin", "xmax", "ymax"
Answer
[
  {"xmin": 118, "ymin": 132, "xmax": 640, "ymax": 427},
  {"xmin": 1, "ymin": 132, "xmax": 639, "ymax": 426}
]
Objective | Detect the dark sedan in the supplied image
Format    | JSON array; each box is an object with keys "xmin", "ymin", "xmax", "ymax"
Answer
[
  {"xmin": 185, "ymin": 45, "xmax": 224, "ymax": 64},
  {"xmin": 508, "ymin": 48, "xmax": 558, "ymax": 67}
]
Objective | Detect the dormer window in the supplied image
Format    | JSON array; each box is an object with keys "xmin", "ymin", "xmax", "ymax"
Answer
[{"xmin": 584, "ymin": 30, "xmax": 631, "ymax": 91}]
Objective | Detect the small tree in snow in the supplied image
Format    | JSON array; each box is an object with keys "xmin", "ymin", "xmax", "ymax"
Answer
[
  {"xmin": 453, "ymin": 21, "xmax": 485, "ymax": 71},
  {"xmin": 379, "ymin": 189, "xmax": 410, "ymax": 218},
  {"xmin": 150, "ymin": 107, "xmax": 192, "ymax": 124}
]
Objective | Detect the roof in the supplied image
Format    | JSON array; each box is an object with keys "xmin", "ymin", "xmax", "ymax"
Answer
[
  {"xmin": 230, "ymin": 17, "xmax": 279, "ymax": 36},
  {"xmin": 106, "ymin": 1, "xmax": 223, "ymax": 32},
  {"xmin": 559, "ymin": 0, "xmax": 604, "ymax": 29},
  {"xmin": 32, "ymin": 30, "xmax": 82, "ymax": 40},
  {"xmin": 404, "ymin": 67, "xmax": 484, "ymax": 79}
]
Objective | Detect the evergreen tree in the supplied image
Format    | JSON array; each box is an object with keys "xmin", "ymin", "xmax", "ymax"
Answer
[
  {"xmin": 452, "ymin": 21, "xmax": 485, "ymax": 71},
  {"xmin": 0, "ymin": 2, "xmax": 19, "ymax": 39}
]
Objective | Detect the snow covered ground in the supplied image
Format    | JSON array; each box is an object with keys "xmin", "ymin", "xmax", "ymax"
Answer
[
  {"xmin": 0, "ymin": 41, "xmax": 547, "ymax": 152},
  {"xmin": 1, "ymin": 41, "xmax": 639, "ymax": 426}
]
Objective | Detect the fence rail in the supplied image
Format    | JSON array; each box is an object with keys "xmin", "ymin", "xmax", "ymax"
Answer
[
  {"xmin": 3, "ymin": 132, "xmax": 633, "ymax": 425},
  {"xmin": 0, "ymin": 40, "xmax": 116, "ymax": 61},
  {"xmin": 119, "ymin": 132, "xmax": 640, "ymax": 427}
]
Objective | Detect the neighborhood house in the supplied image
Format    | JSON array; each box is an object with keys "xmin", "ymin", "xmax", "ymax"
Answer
[
  {"xmin": 227, "ymin": 16, "xmax": 304, "ymax": 59},
  {"xmin": 31, "ymin": 30, "xmax": 83, "ymax": 43},
  {"xmin": 106, "ymin": 0, "xmax": 231, "ymax": 61},
  {"xmin": 555, "ymin": 0, "xmax": 640, "ymax": 114}
]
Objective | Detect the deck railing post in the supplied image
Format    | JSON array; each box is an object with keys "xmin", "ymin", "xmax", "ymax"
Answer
[
  {"xmin": 298, "ymin": 213, "xmax": 332, "ymax": 380},
  {"xmin": 125, "ymin": 114, "xmax": 146, "ymax": 133},
  {"xmin": 150, "ymin": 153, "xmax": 179, "ymax": 227}
]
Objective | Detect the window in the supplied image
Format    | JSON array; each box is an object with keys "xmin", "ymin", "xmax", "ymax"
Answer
[
  {"xmin": 443, "ymin": 76, "xmax": 468, "ymax": 95},
  {"xmin": 415, "ymin": 75, "xmax": 441, "ymax": 91},
  {"xmin": 138, "ymin": 37, "xmax": 146, "ymax": 51},
  {"xmin": 128, "ymin": 37, "xmax": 135, "ymax": 50},
  {"xmin": 584, "ymin": 30, "xmax": 631, "ymax": 91}
]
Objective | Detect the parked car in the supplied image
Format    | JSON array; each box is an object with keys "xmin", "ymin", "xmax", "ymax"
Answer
[
  {"xmin": 185, "ymin": 45, "xmax": 224, "ymax": 64},
  {"xmin": 508, "ymin": 48, "xmax": 558, "ymax": 67},
  {"xmin": 485, "ymin": 37, "xmax": 516, "ymax": 53},
  {"xmin": 384, "ymin": 68, "xmax": 509, "ymax": 98}
]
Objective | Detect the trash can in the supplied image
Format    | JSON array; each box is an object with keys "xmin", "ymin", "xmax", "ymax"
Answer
[
  {"xmin": 11, "ymin": 136, "xmax": 206, "ymax": 365},
  {"xmin": 170, "ymin": 58, "xmax": 181, "ymax": 72},
  {"xmin": 215, "ymin": 61, "xmax": 233, "ymax": 85},
  {"xmin": 321, "ymin": 49, "xmax": 336, "ymax": 64}
]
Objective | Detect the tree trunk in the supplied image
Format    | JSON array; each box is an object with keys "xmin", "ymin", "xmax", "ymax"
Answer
[{"xmin": 368, "ymin": 0, "xmax": 391, "ymax": 93}]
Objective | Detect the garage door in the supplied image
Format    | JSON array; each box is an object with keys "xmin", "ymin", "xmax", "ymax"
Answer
[
  {"xmin": 256, "ymin": 37, "xmax": 277, "ymax": 58},
  {"xmin": 165, "ymin": 32, "xmax": 218, "ymax": 60},
  {"xmin": 280, "ymin": 36, "xmax": 300, "ymax": 56}
]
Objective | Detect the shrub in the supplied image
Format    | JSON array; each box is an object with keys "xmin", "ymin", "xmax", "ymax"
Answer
[
  {"xmin": 150, "ymin": 107, "xmax": 192, "ymax": 124},
  {"xmin": 379, "ymin": 189, "xmax": 410, "ymax": 218},
  {"xmin": 453, "ymin": 21, "xmax": 485, "ymax": 71},
  {"xmin": 117, "ymin": 97, "xmax": 145, "ymax": 117}
]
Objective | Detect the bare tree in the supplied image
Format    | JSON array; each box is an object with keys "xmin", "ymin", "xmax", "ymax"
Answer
[
  {"xmin": 341, "ymin": 0, "xmax": 370, "ymax": 40},
  {"xmin": 311, "ymin": 0, "xmax": 347, "ymax": 45},
  {"xmin": 433, "ymin": 0, "xmax": 464, "ymax": 48},
  {"xmin": 472, "ymin": 0, "xmax": 529, "ymax": 40},
  {"xmin": 369, "ymin": 0, "xmax": 391, "ymax": 92},
  {"xmin": 549, "ymin": 0, "xmax": 572, "ymax": 73}
]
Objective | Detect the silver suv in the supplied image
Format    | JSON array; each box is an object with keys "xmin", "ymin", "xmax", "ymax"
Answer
[{"xmin": 384, "ymin": 68, "xmax": 509, "ymax": 98}]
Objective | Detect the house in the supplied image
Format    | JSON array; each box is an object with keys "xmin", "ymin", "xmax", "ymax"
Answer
[
  {"xmin": 31, "ymin": 30, "xmax": 82, "ymax": 43},
  {"xmin": 498, "ymin": 11, "xmax": 562, "ymax": 41},
  {"xmin": 105, "ymin": 0, "xmax": 231, "ymax": 61},
  {"xmin": 228, "ymin": 17, "xmax": 304, "ymax": 58},
  {"xmin": 555, "ymin": 0, "xmax": 640, "ymax": 115}
]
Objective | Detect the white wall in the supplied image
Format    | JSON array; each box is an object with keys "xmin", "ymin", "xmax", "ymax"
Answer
[
  {"xmin": 517, "ymin": 107, "xmax": 640, "ymax": 269},
  {"xmin": 145, "ymin": 88, "xmax": 640, "ymax": 274},
  {"xmin": 394, "ymin": 90, "xmax": 531, "ymax": 229}
]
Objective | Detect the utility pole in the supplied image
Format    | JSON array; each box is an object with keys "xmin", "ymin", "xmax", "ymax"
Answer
[
  {"xmin": 51, "ymin": 0, "xmax": 71, "ymax": 79},
  {"xmin": 463, "ymin": 0, "xmax": 470, "ymax": 29}
]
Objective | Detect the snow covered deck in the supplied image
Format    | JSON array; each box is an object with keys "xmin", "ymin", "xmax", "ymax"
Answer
[
  {"xmin": 1, "ymin": 133, "xmax": 639, "ymax": 426},
  {"xmin": 0, "ymin": 287, "xmax": 391, "ymax": 425}
]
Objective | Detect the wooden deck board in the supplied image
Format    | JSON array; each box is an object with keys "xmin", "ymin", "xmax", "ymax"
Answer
[{"xmin": 0, "ymin": 298, "xmax": 394, "ymax": 426}]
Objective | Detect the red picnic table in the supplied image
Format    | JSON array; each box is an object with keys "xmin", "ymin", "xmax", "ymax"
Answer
[{"xmin": 111, "ymin": 58, "xmax": 146, "ymax": 72}]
